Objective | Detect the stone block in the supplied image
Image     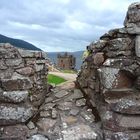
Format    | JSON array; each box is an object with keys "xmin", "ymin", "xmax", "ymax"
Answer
[
  {"xmin": 0, "ymin": 68, "xmax": 14, "ymax": 79},
  {"xmin": 108, "ymin": 38, "xmax": 133, "ymax": 51},
  {"xmin": 126, "ymin": 23, "xmax": 140, "ymax": 34},
  {"xmin": 98, "ymin": 67, "xmax": 119, "ymax": 89},
  {"xmin": 0, "ymin": 104, "xmax": 34, "ymax": 125},
  {"xmin": 99, "ymin": 68, "xmax": 133, "ymax": 90},
  {"xmin": 36, "ymin": 118, "xmax": 56, "ymax": 132},
  {"xmin": 124, "ymin": 2, "xmax": 140, "ymax": 26},
  {"xmin": 0, "ymin": 90, "xmax": 28, "ymax": 103},
  {"xmin": 35, "ymin": 64, "xmax": 44, "ymax": 72},
  {"xmin": 16, "ymin": 67, "xmax": 34, "ymax": 76},
  {"xmin": 104, "ymin": 130, "xmax": 140, "ymax": 140},
  {"xmin": 93, "ymin": 52, "xmax": 105, "ymax": 66},
  {"xmin": 103, "ymin": 111, "xmax": 140, "ymax": 131},
  {"xmin": 1, "ymin": 78, "xmax": 32, "ymax": 91},
  {"xmin": 103, "ymin": 88, "xmax": 135, "ymax": 100},
  {"xmin": 135, "ymin": 35, "xmax": 140, "ymax": 57},
  {"xmin": 5, "ymin": 58, "xmax": 24, "ymax": 67},
  {"xmin": 110, "ymin": 98, "xmax": 140, "ymax": 114},
  {"xmin": 0, "ymin": 60, "xmax": 7, "ymax": 70},
  {"xmin": 0, "ymin": 125, "xmax": 29, "ymax": 140},
  {"xmin": 0, "ymin": 43, "xmax": 21, "ymax": 59}
]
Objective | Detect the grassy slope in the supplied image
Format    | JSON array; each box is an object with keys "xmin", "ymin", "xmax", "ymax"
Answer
[{"xmin": 47, "ymin": 74, "xmax": 66, "ymax": 85}]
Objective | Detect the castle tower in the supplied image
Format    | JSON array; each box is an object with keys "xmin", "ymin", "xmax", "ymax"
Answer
[{"xmin": 57, "ymin": 52, "xmax": 76, "ymax": 70}]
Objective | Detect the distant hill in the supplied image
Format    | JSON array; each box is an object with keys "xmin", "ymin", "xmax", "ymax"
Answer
[
  {"xmin": 47, "ymin": 51, "xmax": 84, "ymax": 70},
  {"xmin": 0, "ymin": 34, "xmax": 41, "ymax": 51}
]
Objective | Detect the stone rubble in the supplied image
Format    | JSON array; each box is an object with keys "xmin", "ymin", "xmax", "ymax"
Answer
[
  {"xmin": 33, "ymin": 86, "xmax": 102, "ymax": 140},
  {"xmin": 77, "ymin": 2, "xmax": 140, "ymax": 140}
]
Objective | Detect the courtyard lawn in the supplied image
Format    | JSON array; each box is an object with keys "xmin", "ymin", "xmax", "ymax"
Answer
[{"xmin": 47, "ymin": 74, "xmax": 66, "ymax": 85}]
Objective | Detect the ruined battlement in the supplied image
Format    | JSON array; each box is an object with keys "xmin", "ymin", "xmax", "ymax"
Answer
[
  {"xmin": 0, "ymin": 43, "xmax": 50, "ymax": 139},
  {"xmin": 77, "ymin": 2, "xmax": 140, "ymax": 139}
]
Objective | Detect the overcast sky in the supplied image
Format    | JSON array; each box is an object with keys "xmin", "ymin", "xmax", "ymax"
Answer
[{"xmin": 0, "ymin": 0, "xmax": 136, "ymax": 52}]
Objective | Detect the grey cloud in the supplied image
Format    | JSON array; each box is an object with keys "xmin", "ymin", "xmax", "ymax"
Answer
[{"xmin": 0, "ymin": 0, "xmax": 136, "ymax": 52}]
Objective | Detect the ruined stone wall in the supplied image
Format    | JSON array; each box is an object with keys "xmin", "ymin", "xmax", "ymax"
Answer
[
  {"xmin": 0, "ymin": 43, "xmax": 49, "ymax": 139},
  {"xmin": 77, "ymin": 2, "xmax": 140, "ymax": 139}
]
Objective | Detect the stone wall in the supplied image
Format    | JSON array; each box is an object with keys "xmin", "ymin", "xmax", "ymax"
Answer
[
  {"xmin": 77, "ymin": 2, "xmax": 140, "ymax": 139},
  {"xmin": 0, "ymin": 43, "xmax": 49, "ymax": 139}
]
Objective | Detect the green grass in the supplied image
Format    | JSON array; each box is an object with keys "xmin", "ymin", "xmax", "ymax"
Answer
[{"xmin": 47, "ymin": 74, "xmax": 66, "ymax": 85}]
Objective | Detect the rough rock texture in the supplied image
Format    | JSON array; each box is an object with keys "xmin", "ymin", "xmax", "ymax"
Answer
[
  {"xmin": 77, "ymin": 2, "xmax": 140, "ymax": 140},
  {"xmin": 0, "ymin": 43, "xmax": 49, "ymax": 139}
]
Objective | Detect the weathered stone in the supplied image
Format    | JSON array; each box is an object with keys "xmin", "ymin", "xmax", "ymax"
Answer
[
  {"xmin": 0, "ymin": 43, "xmax": 21, "ymax": 59},
  {"xmin": 62, "ymin": 115, "xmax": 78, "ymax": 125},
  {"xmin": 28, "ymin": 134, "xmax": 49, "ymax": 140},
  {"xmin": 40, "ymin": 110, "xmax": 51, "ymax": 118},
  {"xmin": 41, "ymin": 103, "xmax": 55, "ymax": 111},
  {"xmin": 66, "ymin": 89, "xmax": 84, "ymax": 101},
  {"xmin": 0, "ymin": 68, "xmax": 14, "ymax": 79},
  {"xmin": 0, "ymin": 104, "xmax": 34, "ymax": 125},
  {"xmin": 93, "ymin": 52, "xmax": 105, "ymax": 66},
  {"xmin": 36, "ymin": 118, "xmax": 56, "ymax": 132},
  {"xmin": 103, "ymin": 88, "xmax": 136, "ymax": 100},
  {"xmin": 103, "ymin": 111, "xmax": 140, "ymax": 131},
  {"xmin": 99, "ymin": 68, "xmax": 133, "ymax": 90},
  {"xmin": 126, "ymin": 23, "xmax": 140, "ymax": 34},
  {"xmin": 135, "ymin": 35, "xmax": 140, "ymax": 57},
  {"xmin": 16, "ymin": 67, "xmax": 34, "ymax": 76},
  {"xmin": 45, "ymin": 97, "xmax": 53, "ymax": 103},
  {"xmin": 0, "ymin": 125, "xmax": 29, "ymax": 140},
  {"xmin": 76, "ymin": 98, "xmax": 86, "ymax": 107},
  {"xmin": 110, "ymin": 98, "xmax": 140, "ymax": 114},
  {"xmin": 69, "ymin": 108, "xmax": 80, "ymax": 116},
  {"xmin": 0, "ymin": 90, "xmax": 28, "ymax": 103},
  {"xmin": 104, "ymin": 130, "xmax": 140, "ymax": 140},
  {"xmin": 62, "ymin": 124, "xmax": 98, "ymax": 140},
  {"xmin": 5, "ymin": 58, "xmax": 24, "ymax": 67},
  {"xmin": 124, "ymin": 2, "xmax": 140, "ymax": 27},
  {"xmin": 98, "ymin": 67, "xmax": 119, "ymax": 89},
  {"xmin": 108, "ymin": 38, "xmax": 133, "ymax": 51},
  {"xmin": 1, "ymin": 78, "xmax": 32, "ymax": 91},
  {"xmin": 54, "ymin": 90, "xmax": 69, "ymax": 98},
  {"xmin": 81, "ymin": 110, "xmax": 95, "ymax": 123},
  {"xmin": 27, "ymin": 121, "xmax": 36, "ymax": 130},
  {"xmin": 0, "ymin": 60, "xmax": 7, "ymax": 70},
  {"xmin": 35, "ymin": 64, "xmax": 44, "ymax": 72},
  {"xmin": 58, "ymin": 101, "xmax": 73, "ymax": 111},
  {"xmin": 51, "ymin": 108, "xmax": 57, "ymax": 119}
]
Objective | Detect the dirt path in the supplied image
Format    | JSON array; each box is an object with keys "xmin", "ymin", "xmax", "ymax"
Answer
[{"xmin": 49, "ymin": 72, "xmax": 77, "ymax": 81}]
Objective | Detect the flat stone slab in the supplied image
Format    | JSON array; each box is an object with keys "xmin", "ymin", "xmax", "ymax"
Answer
[
  {"xmin": 62, "ymin": 124, "xmax": 98, "ymax": 140},
  {"xmin": 1, "ymin": 78, "xmax": 32, "ymax": 91},
  {"xmin": 28, "ymin": 134, "xmax": 49, "ymax": 140},
  {"xmin": 36, "ymin": 118, "xmax": 56, "ymax": 133},
  {"xmin": 110, "ymin": 98, "xmax": 140, "ymax": 114},
  {"xmin": 0, "ymin": 90, "xmax": 28, "ymax": 103},
  {"xmin": 54, "ymin": 90, "xmax": 69, "ymax": 98},
  {"xmin": 103, "ymin": 111, "xmax": 140, "ymax": 131},
  {"xmin": 76, "ymin": 98, "xmax": 86, "ymax": 106},
  {"xmin": 0, "ymin": 104, "xmax": 34, "ymax": 125},
  {"xmin": 0, "ymin": 125, "xmax": 29, "ymax": 140}
]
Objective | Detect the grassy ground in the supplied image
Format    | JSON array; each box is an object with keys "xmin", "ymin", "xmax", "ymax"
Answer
[{"xmin": 47, "ymin": 74, "xmax": 67, "ymax": 85}]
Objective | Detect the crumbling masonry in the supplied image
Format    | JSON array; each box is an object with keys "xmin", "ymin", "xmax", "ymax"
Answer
[
  {"xmin": 0, "ymin": 43, "xmax": 50, "ymax": 139},
  {"xmin": 77, "ymin": 2, "xmax": 140, "ymax": 139}
]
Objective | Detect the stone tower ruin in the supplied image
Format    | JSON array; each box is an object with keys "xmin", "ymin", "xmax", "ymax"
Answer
[{"xmin": 57, "ymin": 52, "xmax": 76, "ymax": 70}]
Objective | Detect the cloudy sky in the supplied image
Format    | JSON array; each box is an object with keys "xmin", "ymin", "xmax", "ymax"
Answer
[{"xmin": 0, "ymin": 0, "xmax": 135, "ymax": 52}]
